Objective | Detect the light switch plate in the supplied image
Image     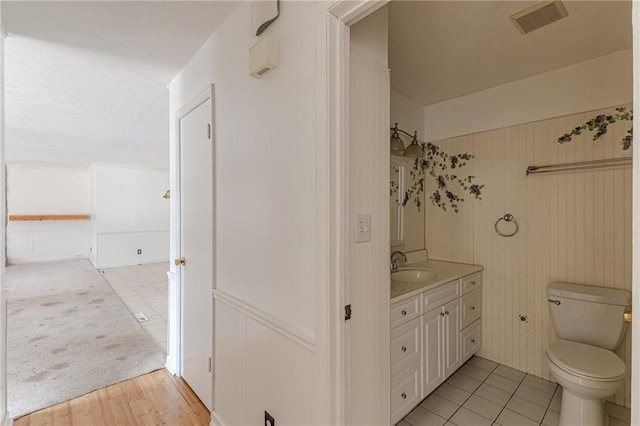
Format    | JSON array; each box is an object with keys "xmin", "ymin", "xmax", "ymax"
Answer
[{"xmin": 355, "ymin": 214, "xmax": 371, "ymax": 243}]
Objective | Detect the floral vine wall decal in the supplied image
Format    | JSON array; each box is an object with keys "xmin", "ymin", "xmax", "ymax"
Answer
[
  {"xmin": 400, "ymin": 142, "xmax": 484, "ymax": 213},
  {"xmin": 557, "ymin": 107, "xmax": 633, "ymax": 150}
]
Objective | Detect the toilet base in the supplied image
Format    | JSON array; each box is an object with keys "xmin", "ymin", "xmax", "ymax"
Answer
[{"xmin": 558, "ymin": 389, "xmax": 608, "ymax": 426}]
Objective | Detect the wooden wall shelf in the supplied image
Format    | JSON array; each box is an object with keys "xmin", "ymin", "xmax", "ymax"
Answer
[{"xmin": 9, "ymin": 214, "xmax": 90, "ymax": 222}]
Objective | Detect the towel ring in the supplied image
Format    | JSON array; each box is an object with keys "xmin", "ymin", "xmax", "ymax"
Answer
[{"xmin": 495, "ymin": 214, "xmax": 519, "ymax": 237}]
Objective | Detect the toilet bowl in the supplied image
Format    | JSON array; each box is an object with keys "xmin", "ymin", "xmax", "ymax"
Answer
[
  {"xmin": 546, "ymin": 282, "xmax": 630, "ymax": 426},
  {"xmin": 547, "ymin": 340, "xmax": 625, "ymax": 426}
]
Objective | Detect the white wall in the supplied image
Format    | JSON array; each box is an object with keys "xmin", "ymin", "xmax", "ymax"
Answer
[
  {"xmin": 391, "ymin": 90, "xmax": 423, "ymax": 136},
  {"xmin": 390, "ymin": 90, "xmax": 425, "ymax": 252},
  {"xmin": 90, "ymin": 164, "xmax": 169, "ymax": 268},
  {"xmin": 169, "ymin": 3, "xmax": 318, "ymax": 424},
  {"xmin": 426, "ymin": 105, "xmax": 633, "ymax": 407},
  {"xmin": 350, "ymin": 4, "xmax": 388, "ymax": 67},
  {"xmin": 425, "ymin": 49, "xmax": 633, "ymax": 142},
  {"xmin": 6, "ymin": 165, "xmax": 90, "ymax": 264},
  {"xmin": 7, "ymin": 165, "xmax": 89, "ymax": 214}
]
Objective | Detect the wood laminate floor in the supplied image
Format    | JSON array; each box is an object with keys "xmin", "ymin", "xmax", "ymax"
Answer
[{"xmin": 14, "ymin": 369, "xmax": 210, "ymax": 426}]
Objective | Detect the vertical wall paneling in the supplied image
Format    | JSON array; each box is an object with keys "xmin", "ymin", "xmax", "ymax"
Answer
[
  {"xmin": 426, "ymin": 106, "xmax": 633, "ymax": 406},
  {"xmin": 212, "ymin": 294, "xmax": 314, "ymax": 426},
  {"xmin": 348, "ymin": 48, "xmax": 391, "ymax": 424}
]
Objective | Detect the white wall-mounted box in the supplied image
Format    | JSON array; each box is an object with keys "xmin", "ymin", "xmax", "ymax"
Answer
[{"xmin": 249, "ymin": 35, "xmax": 279, "ymax": 79}]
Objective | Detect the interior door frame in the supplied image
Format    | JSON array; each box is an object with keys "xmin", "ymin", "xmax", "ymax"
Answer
[
  {"xmin": 324, "ymin": 0, "xmax": 640, "ymax": 424},
  {"xmin": 320, "ymin": 1, "xmax": 390, "ymax": 423},
  {"xmin": 171, "ymin": 84, "xmax": 216, "ymax": 407}
]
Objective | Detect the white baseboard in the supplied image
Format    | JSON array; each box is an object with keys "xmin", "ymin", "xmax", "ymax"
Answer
[
  {"xmin": 210, "ymin": 410, "xmax": 225, "ymax": 426},
  {"xmin": 165, "ymin": 355, "xmax": 178, "ymax": 376},
  {"xmin": 7, "ymin": 255, "xmax": 88, "ymax": 265},
  {"xmin": 93, "ymin": 257, "xmax": 169, "ymax": 269}
]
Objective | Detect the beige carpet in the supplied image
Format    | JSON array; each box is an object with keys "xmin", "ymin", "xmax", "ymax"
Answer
[{"xmin": 7, "ymin": 259, "xmax": 166, "ymax": 419}]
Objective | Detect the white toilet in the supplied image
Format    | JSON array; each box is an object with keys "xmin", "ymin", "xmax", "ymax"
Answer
[{"xmin": 547, "ymin": 281, "xmax": 631, "ymax": 426}]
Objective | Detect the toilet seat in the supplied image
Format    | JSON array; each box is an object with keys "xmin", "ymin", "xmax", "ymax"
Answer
[{"xmin": 548, "ymin": 340, "xmax": 625, "ymax": 380}]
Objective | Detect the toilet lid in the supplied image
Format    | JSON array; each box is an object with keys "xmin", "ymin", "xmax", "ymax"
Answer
[{"xmin": 548, "ymin": 340, "xmax": 625, "ymax": 379}]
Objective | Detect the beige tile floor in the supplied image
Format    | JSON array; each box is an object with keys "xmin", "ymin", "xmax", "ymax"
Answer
[
  {"xmin": 400, "ymin": 356, "xmax": 630, "ymax": 426},
  {"xmin": 99, "ymin": 263, "xmax": 169, "ymax": 354}
]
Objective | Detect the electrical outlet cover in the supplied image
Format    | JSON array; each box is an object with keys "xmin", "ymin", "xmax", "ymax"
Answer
[{"xmin": 355, "ymin": 214, "xmax": 371, "ymax": 243}]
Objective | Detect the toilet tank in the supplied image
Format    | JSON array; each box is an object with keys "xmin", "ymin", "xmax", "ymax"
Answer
[{"xmin": 548, "ymin": 282, "xmax": 631, "ymax": 350}]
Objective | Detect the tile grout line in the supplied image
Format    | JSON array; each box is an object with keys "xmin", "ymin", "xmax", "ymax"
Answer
[
  {"xmin": 488, "ymin": 370, "xmax": 528, "ymax": 426},
  {"xmin": 414, "ymin": 361, "xmax": 500, "ymax": 424},
  {"xmin": 444, "ymin": 362, "xmax": 499, "ymax": 424}
]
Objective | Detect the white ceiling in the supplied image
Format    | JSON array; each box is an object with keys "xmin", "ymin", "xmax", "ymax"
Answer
[
  {"xmin": 389, "ymin": 1, "xmax": 632, "ymax": 107},
  {"xmin": 3, "ymin": 1, "xmax": 239, "ymax": 169}
]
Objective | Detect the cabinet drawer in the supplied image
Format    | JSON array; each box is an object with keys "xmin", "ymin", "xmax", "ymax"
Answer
[
  {"xmin": 390, "ymin": 361, "xmax": 420, "ymax": 425},
  {"xmin": 461, "ymin": 288, "xmax": 482, "ymax": 329},
  {"xmin": 461, "ymin": 319, "xmax": 481, "ymax": 364},
  {"xmin": 391, "ymin": 294, "xmax": 421, "ymax": 328},
  {"xmin": 391, "ymin": 317, "xmax": 421, "ymax": 377},
  {"xmin": 462, "ymin": 272, "xmax": 482, "ymax": 294},
  {"xmin": 423, "ymin": 280, "xmax": 459, "ymax": 313}
]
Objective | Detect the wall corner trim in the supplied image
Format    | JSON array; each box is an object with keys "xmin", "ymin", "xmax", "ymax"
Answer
[
  {"xmin": 329, "ymin": 0, "xmax": 388, "ymax": 25},
  {"xmin": 165, "ymin": 356, "xmax": 178, "ymax": 376}
]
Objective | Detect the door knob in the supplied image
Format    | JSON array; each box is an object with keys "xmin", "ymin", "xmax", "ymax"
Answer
[{"xmin": 175, "ymin": 257, "xmax": 186, "ymax": 266}]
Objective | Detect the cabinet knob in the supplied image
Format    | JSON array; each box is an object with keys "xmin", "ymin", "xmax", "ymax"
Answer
[
  {"xmin": 470, "ymin": 281, "xmax": 476, "ymax": 285},
  {"xmin": 471, "ymin": 339, "xmax": 476, "ymax": 344},
  {"xmin": 401, "ymin": 393, "xmax": 407, "ymax": 399},
  {"xmin": 445, "ymin": 311, "xmax": 450, "ymax": 315},
  {"xmin": 440, "ymin": 312, "xmax": 445, "ymax": 317},
  {"xmin": 470, "ymin": 306, "xmax": 476, "ymax": 311},
  {"xmin": 401, "ymin": 310, "xmax": 407, "ymax": 316},
  {"xmin": 401, "ymin": 346, "xmax": 407, "ymax": 352}
]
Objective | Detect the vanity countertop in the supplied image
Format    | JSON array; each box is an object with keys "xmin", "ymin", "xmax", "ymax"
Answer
[{"xmin": 391, "ymin": 259, "xmax": 483, "ymax": 301}]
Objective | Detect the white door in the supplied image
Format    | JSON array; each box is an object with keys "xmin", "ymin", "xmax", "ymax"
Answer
[{"xmin": 178, "ymin": 94, "xmax": 214, "ymax": 410}]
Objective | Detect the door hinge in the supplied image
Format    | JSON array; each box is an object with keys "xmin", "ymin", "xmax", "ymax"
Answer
[
  {"xmin": 207, "ymin": 123, "xmax": 212, "ymax": 139},
  {"xmin": 345, "ymin": 304, "xmax": 352, "ymax": 321},
  {"xmin": 208, "ymin": 357, "xmax": 212, "ymax": 373}
]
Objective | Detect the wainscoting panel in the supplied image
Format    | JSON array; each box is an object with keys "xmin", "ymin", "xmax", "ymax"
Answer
[
  {"xmin": 7, "ymin": 221, "xmax": 89, "ymax": 264},
  {"xmin": 426, "ymin": 106, "xmax": 632, "ymax": 406},
  {"xmin": 93, "ymin": 231, "xmax": 169, "ymax": 268},
  {"xmin": 213, "ymin": 292, "xmax": 315, "ymax": 426}
]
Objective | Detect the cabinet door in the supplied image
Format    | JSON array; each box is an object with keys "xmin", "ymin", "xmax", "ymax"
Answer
[
  {"xmin": 422, "ymin": 308, "xmax": 444, "ymax": 398},
  {"xmin": 443, "ymin": 299, "xmax": 461, "ymax": 378}
]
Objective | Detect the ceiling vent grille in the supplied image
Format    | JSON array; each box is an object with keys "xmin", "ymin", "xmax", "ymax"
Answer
[{"xmin": 510, "ymin": 1, "xmax": 569, "ymax": 34}]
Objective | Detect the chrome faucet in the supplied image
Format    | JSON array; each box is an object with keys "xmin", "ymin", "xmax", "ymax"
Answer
[{"xmin": 390, "ymin": 251, "xmax": 407, "ymax": 271}]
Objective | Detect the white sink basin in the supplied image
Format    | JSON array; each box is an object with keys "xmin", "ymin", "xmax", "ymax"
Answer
[{"xmin": 391, "ymin": 269, "xmax": 438, "ymax": 283}]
